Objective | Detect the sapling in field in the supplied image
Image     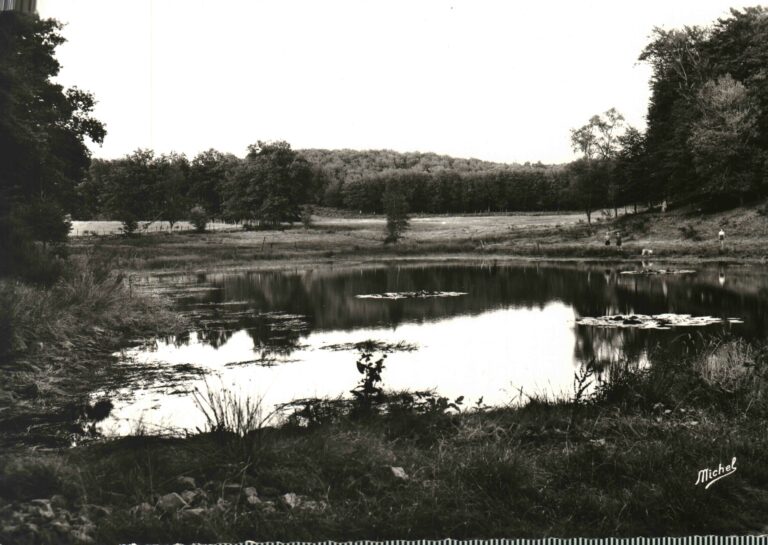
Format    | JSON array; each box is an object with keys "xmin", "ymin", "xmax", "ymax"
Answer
[
  {"xmin": 189, "ymin": 205, "xmax": 209, "ymax": 233},
  {"xmin": 382, "ymin": 180, "xmax": 410, "ymax": 243}
]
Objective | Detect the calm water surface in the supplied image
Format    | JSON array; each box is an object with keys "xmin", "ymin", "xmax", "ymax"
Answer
[{"xmin": 98, "ymin": 261, "xmax": 767, "ymax": 435}]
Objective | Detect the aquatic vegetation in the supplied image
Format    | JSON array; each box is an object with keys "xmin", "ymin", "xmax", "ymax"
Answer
[
  {"xmin": 619, "ymin": 268, "xmax": 697, "ymax": 275},
  {"xmin": 576, "ymin": 313, "xmax": 743, "ymax": 329},
  {"xmin": 355, "ymin": 290, "xmax": 467, "ymax": 300},
  {"xmin": 321, "ymin": 340, "xmax": 419, "ymax": 353}
]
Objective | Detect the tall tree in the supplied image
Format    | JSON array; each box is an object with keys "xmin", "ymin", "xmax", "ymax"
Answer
[
  {"xmin": 569, "ymin": 109, "xmax": 627, "ymax": 222},
  {"xmin": 0, "ymin": 12, "xmax": 105, "ymax": 278},
  {"xmin": 382, "ymin": 179, "xmax": 410, "ymax": 243},
  {"xmin": 188, "ymin": 149, "xmax": 239, "ymax": 219},
  {"xmin": 101, "ymin": 149, "xmax": 157, "ymax": 234},
  {"xmin": 222, "ymin": 141, "xmax": 315, "ymax": 227},
  {"xmin": 689, "ymin": 74, "xmax": 763, "ymax": 203},
  {"xmin": 155, "ymin": 152, "xmax": 191, "ymax": 229}
]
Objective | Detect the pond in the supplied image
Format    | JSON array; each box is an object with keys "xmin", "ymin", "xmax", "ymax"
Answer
[{"xmin": 96, "ymin": 261, "xmax": 766, "ymax": 435}]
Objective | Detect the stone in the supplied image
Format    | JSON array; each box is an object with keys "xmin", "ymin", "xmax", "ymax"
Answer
[
  {"xmin": 246, "ymin": 494, "xmax": 262, "ymax": 505},
  {"xmin": 177, "ymin": 476, "xmax": 196, "ymax": 489},
  {"xmin": 51, "ymin": 519, "xmax": 71, "ymax": 534},
  {"xmin": 281, "ymin": 492, "xmax": 301, "ymax": 509},
  {"xmin": 156, "ymin": 492, "xmax": 188, "ymax": 512},
  {"xmin": 87, "ymin": 504, "xmax": 112, "ymax": 519},
  {"xmin": 71, "ymin": 529, "xmax": 95, "ymax": 544},
  {"xmin": 29, "ymin": 499, "xmax": 55, "ymax": 519},
  {"xmin": 301, "ymin": 500, "xmax": 329, "ymax": 513},
  {"xmin": 390, "ymin": 466, "xmax": 409, "ymax": 480},
  {"xmin": 180, "ymin": 490, "xmax": 198, "ymax": 504},
  {"xmin": 244, "ymin": 486, "xmax": 258, "ymax": 498},
  {"xmin": 129, "ymin": 502, "xmax": 153, "ymax": 517},
  {"xmin": 179, "ymin": 508, "xmax": 206, "ymax": 520}
]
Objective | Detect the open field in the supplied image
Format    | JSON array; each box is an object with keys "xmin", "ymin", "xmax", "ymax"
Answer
[
  {"xmin": 66, "ymin": 206, "xmax": 768, "ymax": 276},
  {"xmin": 69, "ymin": 220, "xmax": 239, "ymax": 236}
]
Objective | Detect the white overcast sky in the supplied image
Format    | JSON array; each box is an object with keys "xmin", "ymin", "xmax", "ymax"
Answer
[{"xmin": 38, "ymin": 0, "xmax": 756, "ymax": 164}]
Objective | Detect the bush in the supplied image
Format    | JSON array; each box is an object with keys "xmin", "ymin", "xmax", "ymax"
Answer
[
  {"xmin": 679, "ymin": 223, "xmax": 702, "ymax": 241},
  {"xmin": 0, "ymin": 211, "xmax": 67, "ymax": 285},
  {"xmin": 189, "ymin": 206, "xmax": 208, "ymax": 233},
  {"xmin": 382, "ymin": 181, "xmax": 410, "ymax": 243},
  {"xmin": 120, "ymin": 215, "xmax": 139, "ymax": 235}
]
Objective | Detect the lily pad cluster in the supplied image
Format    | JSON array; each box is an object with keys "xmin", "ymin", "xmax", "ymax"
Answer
[
  {"xmin": 355, "ymin": 290, "xmax": 467, "ymax": 300},
  {"xmin": 321, "ymin": 340, "xmax": 419, "ymax": 352},
  {"xmin": 619, "ymin": 269, "xmax": 696, "ymax": 276},
  {"xmin": 576, "ymin": 313, "xmax": 743, "ymax": 330}
]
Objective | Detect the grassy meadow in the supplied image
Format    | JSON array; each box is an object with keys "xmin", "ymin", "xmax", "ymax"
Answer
[{"xmin": 66, "ymin": 206, "xmax": 768, "ymax": 277}]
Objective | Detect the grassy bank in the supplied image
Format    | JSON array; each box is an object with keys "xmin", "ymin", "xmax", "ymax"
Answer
[
  {"xmin": 65, "ymin": 205, "xmax": 768, "ymax": 276},
  {"xmin": 0, "ymin": 251, "xmax": 186, "ymax": 448},
  {"xmin": 2, "ymin": 338, "xmax": 768, "ymax": 543}
]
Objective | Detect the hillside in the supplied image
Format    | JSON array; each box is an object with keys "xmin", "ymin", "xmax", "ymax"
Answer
[
  {"xmin": 299, "ymin": 148, "xmax": 559, "ymax": 180},
  {"xmin": 613, "ymin": 201, "xmax": 768, "ymax": 253}
]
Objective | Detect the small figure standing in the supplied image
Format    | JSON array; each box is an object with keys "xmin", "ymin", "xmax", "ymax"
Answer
[
  {"xmin": 615, "ymin": 232, "xmax": 622, "ymax": 247},
  {"xmin": 604, "ymin": 233, "xmax": 611, "ymax": 246},
  {"xmin": 719, "ymin": 228, "xmax": 725, "ymax": 249}
]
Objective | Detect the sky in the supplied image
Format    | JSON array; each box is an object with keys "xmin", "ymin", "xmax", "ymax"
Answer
[{"xmin": 37, "ymin": 0, "xmax": 757, "ymax": 164}]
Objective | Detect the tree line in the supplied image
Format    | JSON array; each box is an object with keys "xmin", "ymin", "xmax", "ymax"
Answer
[
  {"xmin": 565, "ymin": 6, "xmax": 768, "ymax": 216},
  {"xmin": 77, "ymin": 149, "xmax": 574, "ymax": 224}
]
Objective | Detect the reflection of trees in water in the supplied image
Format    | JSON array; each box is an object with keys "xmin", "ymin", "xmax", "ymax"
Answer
[
  {"xmin": 162, "ymin": 312, "xmax": 310, "ymax": 358},
  {"xmin": 197, "ymin": 328, "xmax": 235, "ymax": 349},
  {"xmin": 162, "ymin": 263, "xmax": 768, "ymax": 360},
  {"xmin": 573, "ymin": 325, "xmax": 650, "ymax": 372},
  {"xmin": 243, "ymin": 316, "xmax": 308, "ymax": 359}
]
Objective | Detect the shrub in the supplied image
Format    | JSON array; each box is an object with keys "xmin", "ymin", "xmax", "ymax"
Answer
[
  {"xmin": 189, "ymin": 206, "xmax": 208, "ymax": 233},
  {"xmin": 300, "ymin": 205, "xmax": 314, "ymax": 229},
  {"xmin": 679, "ymin": 224, "xmax": 702, "ymax": 241},
  {"xmin": 120, "ymin": 215, "xmax": 139, "ymax": 235},
  {"xmin": 350, "ymin": 351, "xmax": 387, "ymax": 416},
  {"xmin": 382, "ymin": 181, "xmax": 409, "ymax": 243}
]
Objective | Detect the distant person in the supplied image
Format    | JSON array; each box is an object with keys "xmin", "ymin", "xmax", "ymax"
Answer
[
  {"xmin": 615, "ymin": 232, "xmax": 622, "ymax": 247},
  {"xmin": 604, "ymin": 233, "xmax": 611, "ymax": 246},
  {"xmin": 719, "ymin": 228, "xmax": 725, "ymax": 248}
]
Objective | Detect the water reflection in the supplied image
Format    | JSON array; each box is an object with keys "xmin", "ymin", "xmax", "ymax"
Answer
[{"xmin": 101, "ymin": 262, "xmax": 765, "ymax": 435}]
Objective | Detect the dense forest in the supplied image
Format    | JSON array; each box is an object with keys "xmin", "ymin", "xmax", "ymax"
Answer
[{"xmin": 77, "ymin": 148, "xmax": 571, "ymax": 225}]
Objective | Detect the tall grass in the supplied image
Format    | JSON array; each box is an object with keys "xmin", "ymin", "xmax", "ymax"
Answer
[
  {"xmin": 0, "ymin": 250, "xmax": 177, "ymax": 361},
  {"xmin": 192, "ymin": 383, "xmax": 274, "ymax": 438},
  {"xmin": 694, "ymin": 338, "xmax": 768, "ymax": 412},
  {"xmin": 588, "ymin": 336, "xmax": 768, "ymax": 416}
]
